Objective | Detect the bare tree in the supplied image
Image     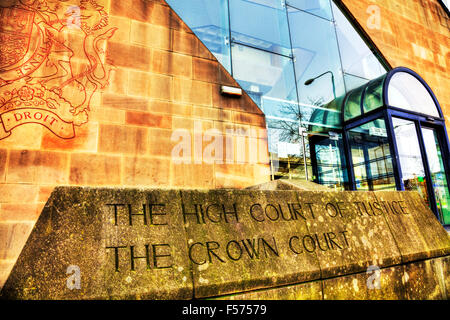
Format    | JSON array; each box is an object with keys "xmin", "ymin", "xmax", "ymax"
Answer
[{"xmin": 270, "ymin": 96, "xmax": 326, "ymax": 144}]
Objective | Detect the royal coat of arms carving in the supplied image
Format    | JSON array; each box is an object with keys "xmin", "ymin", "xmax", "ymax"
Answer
[{"xmin": 0, "ymin": 0, "xmax": 116, "ymax": 140}]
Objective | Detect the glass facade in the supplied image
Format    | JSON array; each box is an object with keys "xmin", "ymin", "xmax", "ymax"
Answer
[
  {"xmin": 166, "ymin": 0, "xmax": 388, "ymax": 189},
  {"xmin": 331, "ymin": 1, "xmax": 386, "ymax": 90},
  {"xmin": 166, "ymin": 0, "xmax": 450, "ymax": 225},
  {"xmin": 230, "ymin": 0, "xmax": 292, "ymax": 56},
  {"xmin": 341, "ymin": 67, "xmax": 450, "ymax": 224}
]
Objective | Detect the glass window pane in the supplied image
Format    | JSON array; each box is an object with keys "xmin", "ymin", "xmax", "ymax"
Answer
[
  {"xmin": 422, "ymin": 127, "xmax": 450, "ymax": 225},
  {"xmin": 266, "ymin": 119, "xmax": 311, "ymax": 181},
  {"xmin": 231, "ymin": 43, "xmax": 297, "ymax": 107},
  {"xmin": 344, "ymin": 73, "xmax": 369, "ymax": 91},
  {"xmin": 312, "ymin": 135, "xmax": 348, "ymax": 190},
  {"xmin": 231, "ymin": 43, "xmax": 300, "ymax": 181},
  {"xmin": 332, "ymin": 2, "xmax": 387, "ymax": 81},
  {"xmin": 349, "ymin": 119, "xmax": 396, "ymax": 191},
  {"xmin": 387, "ymin": 72, "xmax": 440, "ymax": 117},
  {"xmin": 166, "ymin": 0, "xmax": 232, "ymax": 71},
  {"xmin": 392, "ymin": 118, "xmax": 429, "ymax": 204},
  {"xmin": 288, "ymin": 8, "xmax": 345, "ymax": 110},
  {"xmin": 229, "ymin": 0, "xmax": 291, "ymax": 56},
  {"xmin": 286, "ymin": 0, "xmax": 333, "ymax": 20}
]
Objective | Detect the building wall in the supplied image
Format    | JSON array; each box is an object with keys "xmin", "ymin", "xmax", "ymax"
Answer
[
  {"xmin": 340, "ymin": 0, "xmax": 450, "ymax": 126},
  {"xmin": 0, "ymin": 0, "xmax": 269, "ymax": 287},
  {"xmin": 0, "ymin": 0, "xmax": 448, "ymax": 290}
]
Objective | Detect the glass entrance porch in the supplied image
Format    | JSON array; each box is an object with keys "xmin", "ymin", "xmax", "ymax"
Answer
[
  {"xmin": 339, "ymin": 67, "xmax": 450, "ymax": 225},
  {"xmin": 164, "ymin": 1, "xmax": 449, "ymax": 226}
]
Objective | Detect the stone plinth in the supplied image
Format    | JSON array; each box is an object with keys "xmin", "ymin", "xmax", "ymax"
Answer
[{"xmin": 1, "ymin": 187, "xmax": 449, "ymax": 300}]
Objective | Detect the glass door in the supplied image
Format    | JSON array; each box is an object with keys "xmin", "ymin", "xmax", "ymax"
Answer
[
  {"xmin": 310, "ymin": 133, "xmax": 348, "ymax": 191},
  {"xmin": 392, "ymin": 116, "xmax": 450, "ymax": 225},
  {"xmin": 392, "ymin": 118, "xmax": 429, "ymax": 203},
  {"xmin": 348, "ymin": 119, "xmax": 396, "ymax": 191},
  {"xmin": 421, "ymin": 127, "xmax": 450, "ymax": 225}
]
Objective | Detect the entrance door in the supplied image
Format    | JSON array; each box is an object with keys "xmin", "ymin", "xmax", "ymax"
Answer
[
  {"xmin": 421, "ymin": 127, "xmax": 450, "ymax": 225},
  {"xmin": 348, "ymin": 118, "xmax": 396, "ymax": 191},
  {"xmin": 392, "ymin": 117, "xmax": 450, "ymax": 225},
  {"xmin": 310, "ymin": 133, "xmax": 348, "ymax": 190}
]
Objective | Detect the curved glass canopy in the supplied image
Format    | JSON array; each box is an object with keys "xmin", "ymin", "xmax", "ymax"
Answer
[
  {"xmin": 342, "ymin": 67, "xmax": 442, "ymax": 122},
  {"xmin": 338, "ymin": 67, "xmax": 450, "ymax": 225},
  {"xmin": 308, "ymin": 96, "xmax": 344, "ymax": 133},
  {"xmin": 387, "ymin": 71, "xmax": 440, "ymax": 117}
]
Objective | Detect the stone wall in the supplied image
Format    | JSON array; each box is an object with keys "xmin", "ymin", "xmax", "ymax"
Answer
[
  {"xmin": 0, "ymin": 0, "xmax": 269, "ymax": 288},
  {"xmin": 341, "ymin": 0, "xmax": 450, "ymax": 126}
]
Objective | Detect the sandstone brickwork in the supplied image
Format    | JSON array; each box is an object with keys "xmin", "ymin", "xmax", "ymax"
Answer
[{"xmin": 0, "ymin": 0, "xmax": 269, "ymax": 288}]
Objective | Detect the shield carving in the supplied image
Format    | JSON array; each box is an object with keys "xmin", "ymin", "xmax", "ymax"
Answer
[{"xmin": 0, "ymin": 7, "xmax": 35, "ymax": 69}]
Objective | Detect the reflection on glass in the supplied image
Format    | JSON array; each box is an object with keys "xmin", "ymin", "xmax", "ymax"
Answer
[
  {"xmin": 392, "ymin": 118, "xmax": 429, "ymax": 204},
  {"xmin": 262, "ymin": 96, "xmax": 299, "ymax": 121},
  {"xmin": 165, "ymin": 0, "xmax": 232, "ymax": 71},
  {"xmin": 331, "ymin": 2, "xmax": 387, "ymax": 82},
  {"xmin": 229, "ymin": 0, "xmax": 291, "ymax": 56},
  {"xmin": 288, "ymin": 7, "xmax": 345, "ymax": 107},
  {"xmin": 342, "ymin": 73, "xmax": 385, "ymax": 122},
  {"xmin": 266, "ymin": 119, "xmax": 310, "ymax": 181},
  {"xmin": 388, "ymin": 72, "xmax": 440, "ymax": 117},
  {"xmin": 422, "ymin": 127, "xmax": 450, "ymax": 225},
  {"xmin": 231, "ymin": 43, "xmax": 297, "ymax": 106},
  {"xmin": 286, "ymin": 0, "xmax": 333, "ymax": 20},
  {"xmin": 343, "ymin": 86, "xmax": 364, "ymax": 121},
  {"xmin": 166, "ymin": 0, "xmax": 393, "ymax": 189},
  {"xmin": 363, "ymin": 76, "xmax": 384, "ymax": 113},
  {"xmin": 349, "ymin": 119, "xmax": 396, "ymax": 191},
  {"xmin": 265, "ymin": 100, "xmax": 303, "ymax": 181},
  {"xmin": 307, "ymin": 105, "xmax": 342, "ymax": 133},
  {"xmin": 311, "ymin": 134, "xmax": 348, "ymax": 190},
  {"xmin": 266, "ymin": 99, "xmax": 342, "ymax": 183},
  {"xmin": 344, "ymin": 73, "xmax": 370, "ymax": 91}
]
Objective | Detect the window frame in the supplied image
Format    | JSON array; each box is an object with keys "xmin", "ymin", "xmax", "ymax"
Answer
[{"xmin": 438, "ymin": 0, "xmax": 450, "ymax": 16}]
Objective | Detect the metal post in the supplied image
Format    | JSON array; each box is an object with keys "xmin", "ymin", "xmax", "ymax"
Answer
[{"xmin": 300, "ymin": 127, "xmax": 308, "ymax": 181}]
